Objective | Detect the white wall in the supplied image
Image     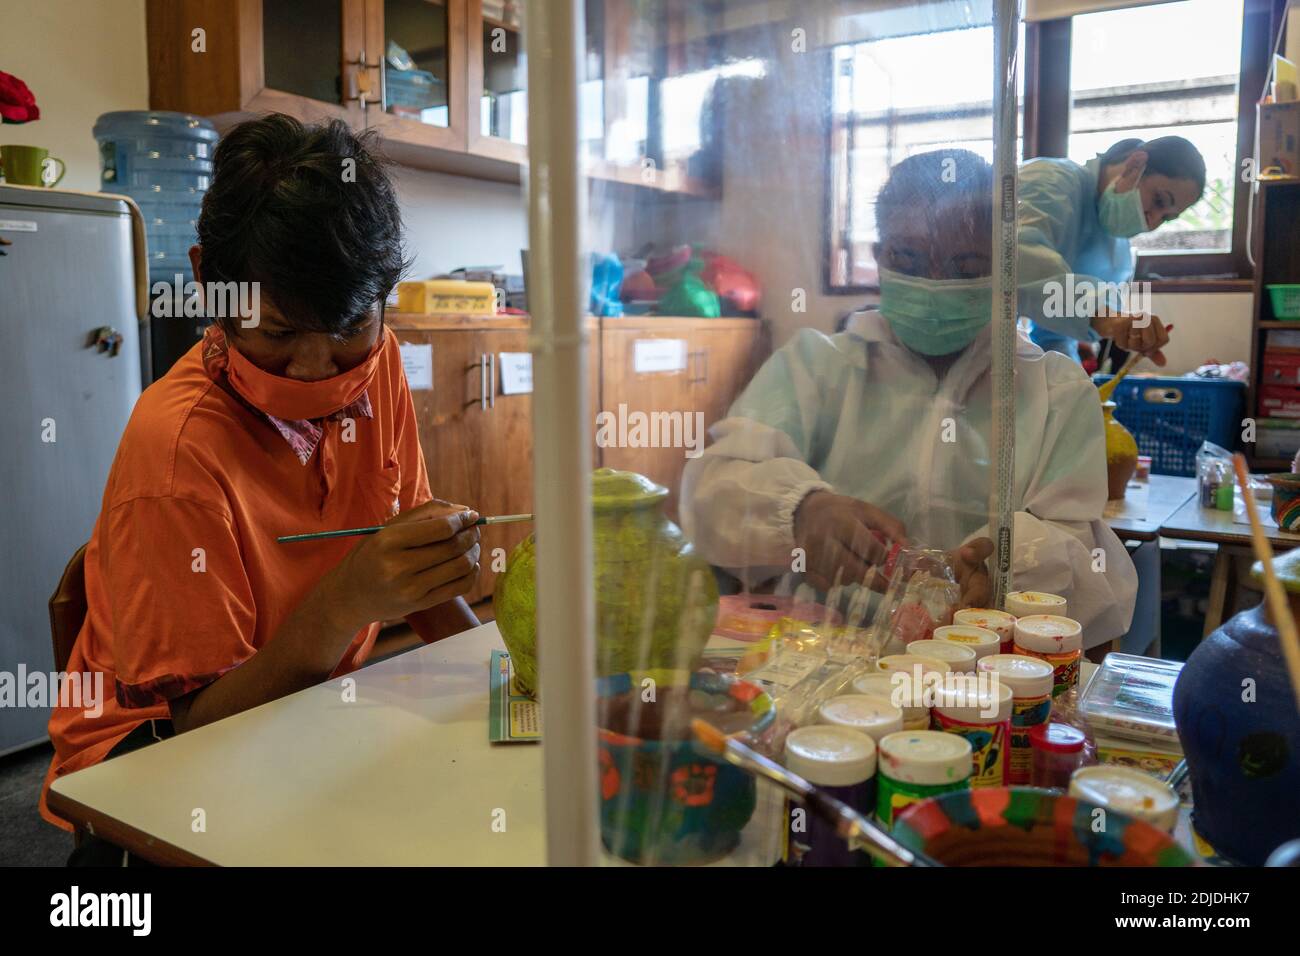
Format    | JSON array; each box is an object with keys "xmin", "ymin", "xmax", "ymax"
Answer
[
  {"xmin": 0, "ymin": 0, "xmax": 149, "ymax": 193},
  {"xmin": 1133, "ymin": 292, "xmax": 1253, "ymax": 376},
  {"xmin": 392, "ymin": 166, "xmax": 529, "ymax": 278}
]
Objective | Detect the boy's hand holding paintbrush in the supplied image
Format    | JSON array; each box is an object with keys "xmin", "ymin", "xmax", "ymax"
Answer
[{"xmin": 316, "ymin": 499, "xmax": 482, "ymax": 631}]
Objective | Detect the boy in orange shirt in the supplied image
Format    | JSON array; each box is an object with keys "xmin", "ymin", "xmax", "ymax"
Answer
[{"xmin": 43, "ymin": 115, "xmax": 482, "ymax": 863}]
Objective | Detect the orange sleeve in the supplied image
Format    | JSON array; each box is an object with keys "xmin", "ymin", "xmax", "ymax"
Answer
[
  {"xmin": 393, "ymin": 349, "xmax": 433, "ymax": 512},
  {"xmin": 103, "ymin": 496, "xmax": 258, "ymax": 708}
]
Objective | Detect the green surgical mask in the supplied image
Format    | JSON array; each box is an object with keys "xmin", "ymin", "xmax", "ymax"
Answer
[
  {"xmin": 878, "ymin": 267, "xmax": 993, "ymax": 356},
  {"xmin": 1098, "ymin": 180, "xmax": 1147, "ymax": 238}
]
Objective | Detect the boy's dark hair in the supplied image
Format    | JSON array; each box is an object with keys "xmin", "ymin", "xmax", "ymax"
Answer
[
  {"xmin": 1101, "ymin": 135, "xmax": 1207, "ymax": 199},
  {"xmin": 196, "ymin": 114, "xmax": 408, "ymax": 332},
  {"xmin": 875, "ymin": 148, "xmax": 994, "ymax": 235}
]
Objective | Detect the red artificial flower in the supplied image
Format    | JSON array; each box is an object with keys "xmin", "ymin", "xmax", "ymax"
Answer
[{"xmin": 0, "ymin": 71, "xmax": 41, "ymax": 124}]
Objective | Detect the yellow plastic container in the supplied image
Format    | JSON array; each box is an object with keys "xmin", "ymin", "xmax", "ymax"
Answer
[{"xmin": 397, "ymin": 279, "xmax": 498, "ymax": 315}]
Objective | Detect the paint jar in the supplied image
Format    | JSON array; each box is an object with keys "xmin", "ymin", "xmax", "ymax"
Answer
[
  {"xmin": 1013, "ymin": 615, "xmax": 1083, "ymax": 698},
  {"xmin": 1069, "ymin": 765, "xmax": 1179, "ymax": 833},
  {"xmin": 1029, "ymin": 722, "xmax": 1087, "ymax": 789},
  {"xmin": 932, "ymin": 624, "xmax": 1001, "ymax": 663},
  {"xmin": 932, "ymin": 682, "xmax": 1014, "ymax": 788},
  {"xmin": 1005, "ymin": 591, "xmax": 1067, "ymax": 620},
  {"xmin": 852, "ymin": 672, "xmax": 930, "ymax": 730},
  {"xmin": 953, "ymin": 608, "xmax": 1018, "ymax": 654},
  {"xmin": 877, "ymin": 654, "xmax": 950, "ymax": 677},
  {"xmin": 876, "ymin": 730, "xmax": 972, "ymax": 829},
  {"xmin": 819, "ymin": 694, "xmax": 904, "ymax": 744},
  {"xmin": 782, "ymin": 725, "xmax": 877, "ymax": 866},
  {"xmin": 906, "ymin": 639, "xmax": 977, "ymax": 673},
  {"xmin": 977, "ymin": 654, "xmax": 1054, "ymax": 785}
]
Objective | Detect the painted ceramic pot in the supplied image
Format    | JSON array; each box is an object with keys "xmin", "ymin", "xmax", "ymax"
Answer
[
  {"xmin": 1103, "ymin": 400, "xmax": 1138, "ymax": 501},
  {"xmin": 1267, "ymin": 473, "xmax": 1300, "ymax": 532},
  {"xmin": 892, "ymin": 787, "xmax": 1195, "ymax": 866},
  {"xmin": 1172, "ymin": 548, "xmax": 1300, "ymax": 864},
  {"xmin": 493, "ymin": 468, "xmax": 719, "ymax": 696},
  {"xmin": 597, "ymin": 669, "xmax": 774, "ymax": 865}
]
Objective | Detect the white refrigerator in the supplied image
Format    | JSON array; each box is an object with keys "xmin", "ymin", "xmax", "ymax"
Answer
[{"xmin": 0, "ymin": 185, "xmax": 145, "ymax": 754}]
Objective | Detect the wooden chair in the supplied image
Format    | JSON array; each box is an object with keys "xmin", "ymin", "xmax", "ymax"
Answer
[{"xmin": 48, "ymin": 544, "xmax": 89, "ymax": 674}]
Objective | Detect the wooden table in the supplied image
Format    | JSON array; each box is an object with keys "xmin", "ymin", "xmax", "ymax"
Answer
[
  {"xmin": 1103, "ymin": 475, "xmax": 1197, "ymax": 656},
  {"xmin": 1159, "ymin": 496, "xmax": 1300, "ymax": 636},
  {"xmin": 1104, "ymin": 474, "xmax": 1196, "ymax": 542}
]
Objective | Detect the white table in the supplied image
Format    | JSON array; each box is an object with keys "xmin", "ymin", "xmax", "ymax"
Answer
[
  {"xmin": 48, "ymin": 626, "xmax": 1102, "ymax": 866},
  {"xmin": 50, "ymin": 622, "xmax": 546, "ymax": 865}
]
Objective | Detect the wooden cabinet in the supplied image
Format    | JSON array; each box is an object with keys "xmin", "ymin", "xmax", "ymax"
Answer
[
  {"xmin": 597, "ymin": 318, "xmax": 766, "ymax": 523},
  {"xmin": 146, "ymin": 0, "xmax": 718, "ymax": 195},
  {"xmin": 389, "ymin": 313, "xmax": 765, "ymax": 603}
]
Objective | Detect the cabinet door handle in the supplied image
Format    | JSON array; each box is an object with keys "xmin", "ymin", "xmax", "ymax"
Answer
[
  {"xmin": 488, "ymin": 352, "xmax": 496, "ymax": 409},
  {"xmin": 700, "ymin": 349, "xmax": 708, "ymax": 385},
  {"xmin": 465, "ymin": 355, "xmax": 489, "ymax": 409}
]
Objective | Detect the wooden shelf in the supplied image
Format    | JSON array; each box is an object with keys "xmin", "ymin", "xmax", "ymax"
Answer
[{"xmin": 1259, "ymin": 321, "xmax": 1300, "ymax": 329}]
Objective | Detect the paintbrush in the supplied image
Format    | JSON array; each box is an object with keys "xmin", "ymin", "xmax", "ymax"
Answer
[
  {"xmin": 1231, "ymin": 454, "xmax": 1300, "ymax": 710},
  {"xmin": 276, "ymin": 513, "xmax": 533, "ymax": 544},
  {"xmin": 690, "ymin": 718, "xmax": 935, "ymax": 867},
  {"xmin": 1098, "ymin": 323, "xmax": 1173, "ymax": 402}
]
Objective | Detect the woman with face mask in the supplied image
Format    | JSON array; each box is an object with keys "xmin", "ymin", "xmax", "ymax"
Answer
[
  {"xmin": 680, "ymin": 149, "xmax": 1137, "ymax": 646},
  {"xmin": 1019, "ymin": 136, "xmax": 1206, "ymax": 363},
  {"xmin": 42, "ymin": 116, "xmax": 482, "ymax": 855}
]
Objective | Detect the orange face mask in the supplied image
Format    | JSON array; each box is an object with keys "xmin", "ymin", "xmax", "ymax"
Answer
[{"xmin": 224, "ymin": 328, "xmax": 385, "ymax": 421}]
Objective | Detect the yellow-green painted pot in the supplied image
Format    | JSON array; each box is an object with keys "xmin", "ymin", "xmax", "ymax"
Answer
[
  {"xmin": 1103, "ymin": 400, "xmax": 1138, "ymax": 500},
  {"xmin": 493, "ymin": 468, "xmax": 720, "ymax": 696}
]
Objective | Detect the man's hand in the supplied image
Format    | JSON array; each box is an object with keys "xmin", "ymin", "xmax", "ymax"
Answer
[
  {"xmin": 1091, "ymin": 315, "xmax": 1171, "ymax": 367},
  {"xmin": 949, "ymin": 537, "xmax": 994, "ymax": 609},
  {"xmin": 319, "ymin": 499, "xmax": 481, "ymax": 631},
  {"xmin": 792, "ymin": 491, "xmax": 907, "ymax": 592}
]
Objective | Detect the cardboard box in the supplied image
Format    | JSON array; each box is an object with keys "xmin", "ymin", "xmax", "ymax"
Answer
[
  {"xmin": 1260, "ymin": 384, "xmax": 1300, "ymax": 418},
  {"xmin": 1258, "ymin": 100, "xmax": 1300, "ymax": 177},
  {"xmin": 1263, "ymin": 350, "xmax": 1300, "ymax": 385}
]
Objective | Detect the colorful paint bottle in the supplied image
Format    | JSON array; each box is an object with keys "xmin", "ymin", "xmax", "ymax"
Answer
[
  {"xmin": 852, "ymin": 672, "xmax": 930, "ymax": 730},
  {"xmin": 953, "ymin": 608, "xmax": 1017, "ymax": 654},
  {"xmin": 819, "ymin": 694, "xmax": 905, "ymax": 744},
  {"xmin": 906, "ymin": 639, "xmax": 977, "ymax": 673},
  {"xmin": 932, "ymin": 683, "xmax": 1014, "ymax": 788},
  {"xmin": 977, "ymin": 654, "xmax": 1053, "ymax": 785},
  {"xmin": 1029, "ymin": 721, "xmax": 1086, "ymax": 789},
  {"xmin": 932, "ymin": 624, "xmax": 1001, "ymax": 664},
  {"xmin": 876, "ymin": 730, "xmax": 972, "ymax": 829},
  {"xmin": 783, "ymin": 725, "xmax": 877, "ymax": 866},
  {"xmin": 1013, "ymin": 615, "xmax": 1083, "ymax": 698},
  {"xmin": 1069, "ymin": 765, "xmax": 1179, "ymax": 833},
  {"xmin": 1005, "ymin": 590, "xmax": 1067, "ymax": 620}
]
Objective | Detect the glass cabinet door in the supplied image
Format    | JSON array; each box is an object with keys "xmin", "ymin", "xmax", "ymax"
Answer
[
  {"xmin": 478, "ymin": 0, "xmax": 527, "ymax": 145},
  {"xmin": 382, "ymin": 0, "xmax": 452, "ymax": 127},
  {"xmin": 262, "ymin": 0, "xmax": 347, "ymax": 106}
]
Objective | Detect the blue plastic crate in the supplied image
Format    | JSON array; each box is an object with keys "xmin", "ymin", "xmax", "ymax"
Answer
[{"xmin": 1093, "ymin": 374, "xmax": 1245, "ymax": 477}]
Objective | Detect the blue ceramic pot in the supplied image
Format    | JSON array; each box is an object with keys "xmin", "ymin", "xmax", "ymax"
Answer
[
  {"xmin": 1173, "ymin": 600, "xmax": 1300, "ymax": 865},
  {"xmin": 597, "ymin": 669, "xmax": 774, "ymax": 865}
]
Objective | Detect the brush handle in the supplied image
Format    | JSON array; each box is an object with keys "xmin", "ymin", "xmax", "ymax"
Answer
[{"xmin": 278, "ymin": 513, "xmax": 533, "ymax": 543}]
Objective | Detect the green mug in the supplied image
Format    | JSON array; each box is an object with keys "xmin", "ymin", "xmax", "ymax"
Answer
[{"xmin": 0, "ymin": 145, "xmax": 66, "ymax": 187}]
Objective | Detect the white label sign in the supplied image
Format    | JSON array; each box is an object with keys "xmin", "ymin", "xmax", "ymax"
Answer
[
  {"xmin": 498, "ymin": 352, "xmax": 533, "ymax": 395},
  {"xmin": 400, "ymin": 342, "xmax": 433, "ymax": 390},
  {"xmin": 633, "ymin": 338, "xmax": 688, "ymax": 374},
  {"xmin": 0, "ymin": 219, "xmax": 37, "ymax": 232}
]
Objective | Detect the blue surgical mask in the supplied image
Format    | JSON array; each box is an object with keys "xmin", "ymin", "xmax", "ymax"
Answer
[
  {"xmin": 1098, "ymin": 180, "xmax": 1148, "ymax": 238},
  {"xmin": 878, "ymin": 267, "xmax": 993, "ymax": 356}
]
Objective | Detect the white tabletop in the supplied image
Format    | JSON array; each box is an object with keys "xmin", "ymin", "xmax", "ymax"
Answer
[
  {"xmin": 49, "ymin": 626, "xmax": 1103, "ymax": 866},
  {"xmin": 51, "ymin": 622, "xmax": 546, "ymax": 865}
]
